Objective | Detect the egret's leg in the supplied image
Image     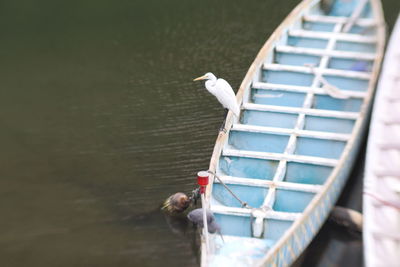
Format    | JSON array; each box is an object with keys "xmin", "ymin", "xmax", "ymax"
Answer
[{"xmin": 219, "ymin": 109, "xmax": 229, "ymax": 133}]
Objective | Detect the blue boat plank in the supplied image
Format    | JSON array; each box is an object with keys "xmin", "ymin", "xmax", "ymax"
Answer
[
  {"xmin": 218, "ymin": 156, "xmax": 279, "ymax": 180},
  {"xmin": 335, "ymin": 40, "xmax": 376, "ymax": 52},
  {"xmin": 287, "ymin": 36, "xmax": 328, "ymax": 49},
  {"xmin": 242, "ymin": 110, "xmax": 298, "ymax": 129},
  {"xmin": 285, "ymin": 162, "xmax": 333, "ymax": 185},
  {"xmin": 251, "ymin": 89, "xmax": 306, "ymax": 107},
  {"xmin": 304, "ymin": 115, "xmax": 355, "ymax": 133}
]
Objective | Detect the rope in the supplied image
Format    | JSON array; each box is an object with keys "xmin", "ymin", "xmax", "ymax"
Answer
[
  {"xmin": 207, "ymin": 170, "xmax": 251, "ymax": 209},
  {"xmin": 304, "ymin": 64, "xmax": 349, "ymax": 99}
]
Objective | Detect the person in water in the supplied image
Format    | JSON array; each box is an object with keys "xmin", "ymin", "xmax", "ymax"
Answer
[{"xmin": 162, "ymin": 192, "xmax": 191, "ymax": 214}]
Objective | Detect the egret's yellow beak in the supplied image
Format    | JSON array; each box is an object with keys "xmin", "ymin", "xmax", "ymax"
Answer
[{"xmin": 193, "ymin": 75, "xmax": 207, "ymax": 81}]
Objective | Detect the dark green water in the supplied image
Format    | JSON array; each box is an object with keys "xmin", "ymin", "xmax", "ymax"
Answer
[{"xmin": 1, "ymin": 1, "xmax": 399, "ymax": 266}]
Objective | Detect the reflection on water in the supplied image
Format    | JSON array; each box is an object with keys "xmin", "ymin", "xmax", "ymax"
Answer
[{"xmin": 1, "ymin": 0, "xmax": 399, "ymax": 266}]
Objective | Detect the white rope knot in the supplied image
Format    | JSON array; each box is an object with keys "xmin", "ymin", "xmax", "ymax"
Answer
[{"xmin": 250, "ymin": 208, "xmax": 267, "ymax": 238}]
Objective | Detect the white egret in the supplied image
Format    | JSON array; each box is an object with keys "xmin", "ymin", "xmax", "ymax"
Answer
[{"xmin": 193, "ymin": 72, "xmax": 240, "ymax": 117}]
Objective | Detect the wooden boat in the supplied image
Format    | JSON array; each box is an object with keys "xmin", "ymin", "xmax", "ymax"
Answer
[
  {"xmin": 363, "ymin": 14, "xmax": 400, "ymax": 267},
  {"xmin": 201, "ymin": 0, "xmax": 385, "ymax": 266}
]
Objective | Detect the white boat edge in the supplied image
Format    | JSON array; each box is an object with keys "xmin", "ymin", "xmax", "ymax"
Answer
[{"xmin": 363, "ymin": 13, "xmax": 400, "ymax": 267}]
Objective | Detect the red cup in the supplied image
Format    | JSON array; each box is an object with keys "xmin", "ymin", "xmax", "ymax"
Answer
[{"xmin": 197, "ymin": 171, "xmax": 209, "ymax": 186}]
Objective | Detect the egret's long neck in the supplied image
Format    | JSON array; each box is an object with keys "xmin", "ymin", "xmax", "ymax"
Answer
[{"xmin": 205, "ymin": 74, "xmax": 217, "ymax": 94}]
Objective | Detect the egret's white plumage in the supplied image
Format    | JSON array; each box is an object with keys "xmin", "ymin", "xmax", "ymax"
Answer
[{"xmin": 194, "ymin": 72, "xmax": 240, "ymax": 117}]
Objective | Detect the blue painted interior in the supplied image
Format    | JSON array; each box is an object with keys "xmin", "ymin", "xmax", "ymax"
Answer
[
  {"xmin": 295, "ymin": 137, "xmax": 346, "ymax": 159},
  {"xmin": 213, "ymin": 184, "xmax": 268, "ymax": 208},
  {"xmin": 304, "ymin": 116, "xmax": 355, "ymax": 133},
  {"xmin": 287, "ymin": 36, "xmax": 328, "ymax": 49},
  {"xmin": 252, "ymin": 89, "xmax": 306, "ymax": 107},
  {"xmin": 329, "ymin": 0, "xmax": 357, "ymax": 17},
  {"xmin": 348, "ymin": 25, "xmax": 376, "ymax": 35},
  {"xmin": 211, "ymin": 0, "xmax": 376, "ymax": 244},
  {"xmin": 335, "ymin": 41, "xmax": 376, "ymax": 53},
  {"xmin": 218, "ymin": 156, "xmax": 278, "ymax": 180},
  {"xmin": 229, "ymin": 131, "xmax": 289, "ymax": 154},
  {"xmin": 264, "ymin": 219, "xmax": 293, "ymax": 241},
  {"xmin": 363, "ymin": 2, "xmax": 373, "ymax": 18},
  {"xmin": 302, "ymin": 21, "xmax": 335, "ymax": 32},
  {"xmin": 214, "ymin": 214, "xmax": 252, "ymax": 237},
  {"xmin": 262, "ymin": 70, "xmax": 314, "ymax": 86},
  {"xmin": 275, "ymin": 52, "xmax": 321, "ymax": 66},
  {"xmin": 213, "ymin": 215, "xmax": 294, "ymax": 241},
  {"xmin": 328, "ymin": 58, "xmax": 372, "ymax": 72},
  {"xmin": 285, "ymin": 162, "xmax": 333, "ymax": 185},
  {"xmin": 346, "ymin": 0, "xmax": 373, "ymax": 18},
  {"xmin": 313, "ymin": 94, "xmax": 363, "ymax": 112},
  {"xmin": 212, "ymin": 236, "xmax": 274, "ymax": 260},
  {"xmin": 241, "ymin": 110, "xmax": 298, "ymax": 129},
  {"xmin": 323, "ymin": 75, "xmax": 369, "ymax": 91},
  {"xmin": 273, "ymin": 189, "xmax": 315, "ymax": 212}
]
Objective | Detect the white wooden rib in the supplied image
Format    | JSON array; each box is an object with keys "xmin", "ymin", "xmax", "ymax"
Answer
[
  {"xmin": 275, "ymin": 45, "xmax": 375, "ymax": 60},
  {"xmin": 211, "ymin": 205, "xmax": 301, "ymax": 221},
  {"xmin": 252, "ymin": 82, "xmax": 367, "ymax": 98},
  {"xmin": 223, "ymin": 148, "xmax": 338, "ymax": 167},
  {"xmin": 215, "ymin": 175, "xmax": 322, "ymax": 193},
  {"xmin": 263, "ymin": 63, "xmax": 371, "ymax": 79},
  {"xmin": 231, "ymin": 123, "xmax": 351, "ymax": 141},
  {"xmin": 243, "ymin": 102, "xmax": 359, "ymax": 120},
  {"xmin": 303, "ymin": 14, "xmax": 376, "ymax": 27},
  {"xmin": 289, "ymin": 29, "xmax": 378, "ymax": 43}
]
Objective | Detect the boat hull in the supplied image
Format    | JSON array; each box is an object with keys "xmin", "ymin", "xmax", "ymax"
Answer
[
  {"xmin": 363, "ymin": 14, "xmax": 400, "ymax": 267},
  {"xmin": 201, "ymin": 0, "xmax": 386, "ymax": 266}
]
